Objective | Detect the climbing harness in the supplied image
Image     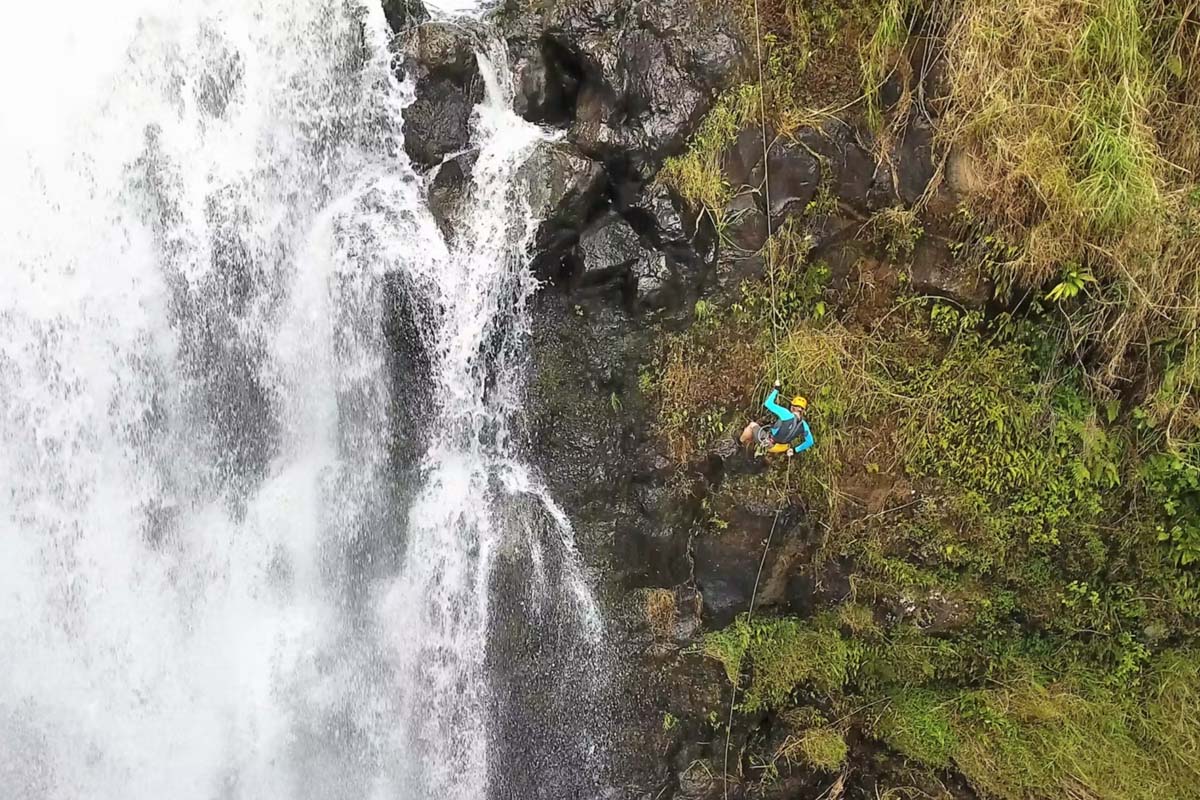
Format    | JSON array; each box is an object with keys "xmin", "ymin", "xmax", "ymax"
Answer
[{"xmin": 752, "ymin": 424, "xmax": 776, "ymax": 453}]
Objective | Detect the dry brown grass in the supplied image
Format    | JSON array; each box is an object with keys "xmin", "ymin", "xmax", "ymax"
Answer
[
  {"xmin": 931, "ymin": 0, "xmax": 1200, "ymax": 435},
  {"xmin": 644, "ymin": 588, "xmax": 678, "ymax": 639},
  {"xmin": 941, "ymin": 0, "xmax": 1161, "ymax": 272},
  {"xmin": 659, "ymin": 323, "xmax": 764, "ymax": 461}
]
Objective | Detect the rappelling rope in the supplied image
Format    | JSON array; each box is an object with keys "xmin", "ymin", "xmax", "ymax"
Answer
[
  {"xmin": 750, "ymin": 0, "xmax": 782, "ymax": 383},
  {"xmin": 721, "ymin": 461, "xmax": 792, "ymax": 800},
  {"xmin": 719, "ymin": 0, "xmax": 792, "ymax": 794}
]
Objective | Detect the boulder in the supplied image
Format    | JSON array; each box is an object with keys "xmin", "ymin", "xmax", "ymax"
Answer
[
  {"xmin": 758, "ymin": 139, "xmax": 821, "ymax": 227},
  {"xmin": 854, "ymin": 116, "xmax": 937, "ymax": 209},
  {"xmin": 576, "ymin": 211, "xmax": 646, "ymax": 286},
  {"xmin": 945, "ymin": 145, "xmax": 988, "ymax": 199},
  {"xmin": 510, "ymin": 38, "xmax": 583, "ymax": 125},
  {"xmin": 393, "ymin": 22, "xmax": 486, "ymax": 169},
  {"xmin": 626, "ymin": 182, "xmax": 689, "ymax": 251},
  {"xmin": 723, "ymin": 191, "xmax": 768, "ymax": 254},
  {"xmin": 381, "ymin": 0, "xmax": 429, "ymax": 34},
  {"xmin": 813, "ymin": 123, "xmax": 882, "ymax": 212},
  {"xmin": 574, "ymin": 211, "xmax": 682, "ymax": 309},
  {"xmin": 427, "ymin": 152, "xmax": 475, "ymax": 239},
  {"xmin": 893, "ymin": 117, "xmax": 937, "ymax": 205},
  {"xmin": 725, "ymin": 126, "xmax": 769, "ymax": 192},
  {"xmin": 909, "ymin": 235, "xmax": 992, "ymax": 308},
  {"xmin": 401, "ymin": 20, "xmax": 479, "ymax": 75},
  {"xmin": 629, "ymin": 183, "xmax": 714, "ymax": 295},
  {"xmin": 517, "ymin": 140, "xmax": 606, "ymax": 279},
  {"xmin": 543, "ymin": 0, "xmax": 746, "ymax": 167},
  {"xmin": 726, "ymin": 123, "xmax": 891, "ymax": 219},
  {"xmin": 632, "ymin": 249, "xmax": 675, "ymax": 308}
]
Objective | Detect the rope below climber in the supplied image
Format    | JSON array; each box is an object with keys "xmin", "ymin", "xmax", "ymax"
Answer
[{"xmin": 738, "ymin": 380, "xmax": 814, "ymax": 458}]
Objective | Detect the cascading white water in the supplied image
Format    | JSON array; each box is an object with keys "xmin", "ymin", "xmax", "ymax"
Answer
[{"xmin": 0, "ymin": 2, "xmax": 603, "ymax": 799}]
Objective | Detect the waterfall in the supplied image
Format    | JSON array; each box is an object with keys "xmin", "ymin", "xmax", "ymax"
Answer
[{"xmin": 0, "ymin": 1, "xmax": 604, "ymax": 798}]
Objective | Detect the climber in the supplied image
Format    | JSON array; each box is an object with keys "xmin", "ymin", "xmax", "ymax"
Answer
[{"xmin": 739, "ymin": 380, "xmax": 814, "ymax": 457}]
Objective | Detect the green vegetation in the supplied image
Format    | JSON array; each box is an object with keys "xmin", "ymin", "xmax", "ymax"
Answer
[
  {"xmin": 940, "ymin": 0, "xmax": 1200, "ymax": 437},
  {"xmin": 672, "ymin": 285, "xmax": 1200, "ymax": 794},
  {"xmin": 646, "ymin": 0, "xmax": 1200, "ymax": 796},
  {"xmin": 661, "ymin": 0, "xmax": 891, "ymax": 212},
  {"xmin": 704, "ymin": 609, "xmax": 1200, "ymax": 797},
  {"xmin": 872, "ymin": 657, "xmax": 1200, "ymax": 800},
  {"xmin": 861, "ymin": 0, "xmax": 912, "ymax": 129},
  {"xmin": 865, "ymin": 207, "xmax": 923, "ymax": 262},
  {"xmin": 704, "ymin": 614, "xmax": 861, "ymax": 711},
  {"xmin": 657, "ymin": 85, "xmax": 761, "ymax": 218},
  {"xmin": 873, "ymin": 688, "xmax": 957, "ymax": 768},
  {"xmin": 782, "ymin": 726, "xmax": 849, "ymax": 772},
  {"xmin": 652, "ymin": 241, "xmax": 1200, "ymax": 793}
]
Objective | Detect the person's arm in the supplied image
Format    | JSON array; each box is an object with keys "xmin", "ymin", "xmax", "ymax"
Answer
[
  {"xmin": 763, "ymin": 387, "xmax": 790, "ymax": 419},
  {"xmin": 791, "ymin": 421, "xmax": 814, "ymax": 454}
]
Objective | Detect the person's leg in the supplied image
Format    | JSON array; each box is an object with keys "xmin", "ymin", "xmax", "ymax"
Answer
[{"xmin": 740, "ymin": 421, "xmax": 760, "ymax": 445}]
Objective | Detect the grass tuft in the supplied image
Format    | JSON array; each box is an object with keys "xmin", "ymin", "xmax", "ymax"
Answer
[
  {"xmin": 658, "ymin": 85, "xmax": 761, "ymax": 218},
  {"xmin": 780, "ymin": 726, "xmax": 849, "ymax": 772},
  {"xmin": 645, "ymin": 588, "xmax": 678, "ymax": 639},
  {"xmin": 939, "ymin": 0, "xmax": 1200, "ymax": 422}
]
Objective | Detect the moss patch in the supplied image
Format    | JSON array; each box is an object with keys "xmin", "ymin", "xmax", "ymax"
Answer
[{"xmin": 786, "ymin": 727, "xmax": 849, "ymax": 772}]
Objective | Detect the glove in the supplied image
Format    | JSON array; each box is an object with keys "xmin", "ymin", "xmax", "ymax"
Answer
[
  {"xmin": 773, "ymin": 379, "xmax": 782, "ymax": 389},
  {"xmin": 787, "ymin": 448, "xmax": 795, "ymax": 458}
]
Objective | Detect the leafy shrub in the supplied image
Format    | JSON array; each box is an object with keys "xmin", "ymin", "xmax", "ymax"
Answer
[
  {"xmin": 901, "ymin": 333, "xmax": 1113, "ymax": 551},
  {"xmin": 1141, "ymin": 449, "xmax": 1200, "ymax": 566}
]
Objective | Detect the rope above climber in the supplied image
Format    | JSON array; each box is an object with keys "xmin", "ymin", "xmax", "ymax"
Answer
[{"xmin": 739, "ymin": 380, "xmax": 814, "ymax": 458}]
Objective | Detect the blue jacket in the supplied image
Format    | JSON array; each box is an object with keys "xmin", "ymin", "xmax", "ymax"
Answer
[{"xmin": 764, "ymin": 389, "xmax": 814, "ymax": 454}]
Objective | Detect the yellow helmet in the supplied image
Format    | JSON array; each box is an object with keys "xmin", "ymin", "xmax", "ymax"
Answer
[{"xmin": 791, "ymin": 395, "xmax": 808, "ymax": 409}]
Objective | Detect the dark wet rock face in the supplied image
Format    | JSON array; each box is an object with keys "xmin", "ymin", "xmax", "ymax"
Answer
[
  {"xmin": 724, "ymin": 192, "xmax": 769, "ymax": 254},
  {"xmin": 759, "ymin": 139, "xmax": 821, "ymax": 227},
  {"xmin": 819, "ymin": 123, "xmax": 885, "ymax": 210},
  {"xmin": 512, "ymin": 38, "xmax": 584, "ymax": 125},
  {"xmin": 725, "ymin": 126, "xmax": 769, "ymax": 192},
  {"xmin": 517, "ymin": 141, "xmax": 607, "ymax": 280},
  {"xmin": 892, "ymin": 117, "xmax": 937, "ymax": 205},
  {"xmin": 497, "ymin": 0, "xmax": 739, "ymax": 286},
  {"xmin": 626, "ymin": 183, "xmax": 687, "ymax": 250},
  {"xmin": 381, "ymin": 0, "xmax": 430, "ymax": 33},
  {"xmin": 392, "ymin": 22, "xmax": 486, "ymax": 169},
  {"xmin": 571, "ymin": 212, "xmax": 685, "ymax": 311},
  {"xmin": 426, "ymin": 152, "xmax": 475, "ymax": 239},
  {"xmin": 532, "ymin": 0, "xmax": 745, "ymax": 168},
  {"xmin": 910, "ymin": 235, "xmax": 992, "ymax": 308},
  {"xmin": 576, "ymin": 212, "xmax": 649, "ymax": 285}
]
